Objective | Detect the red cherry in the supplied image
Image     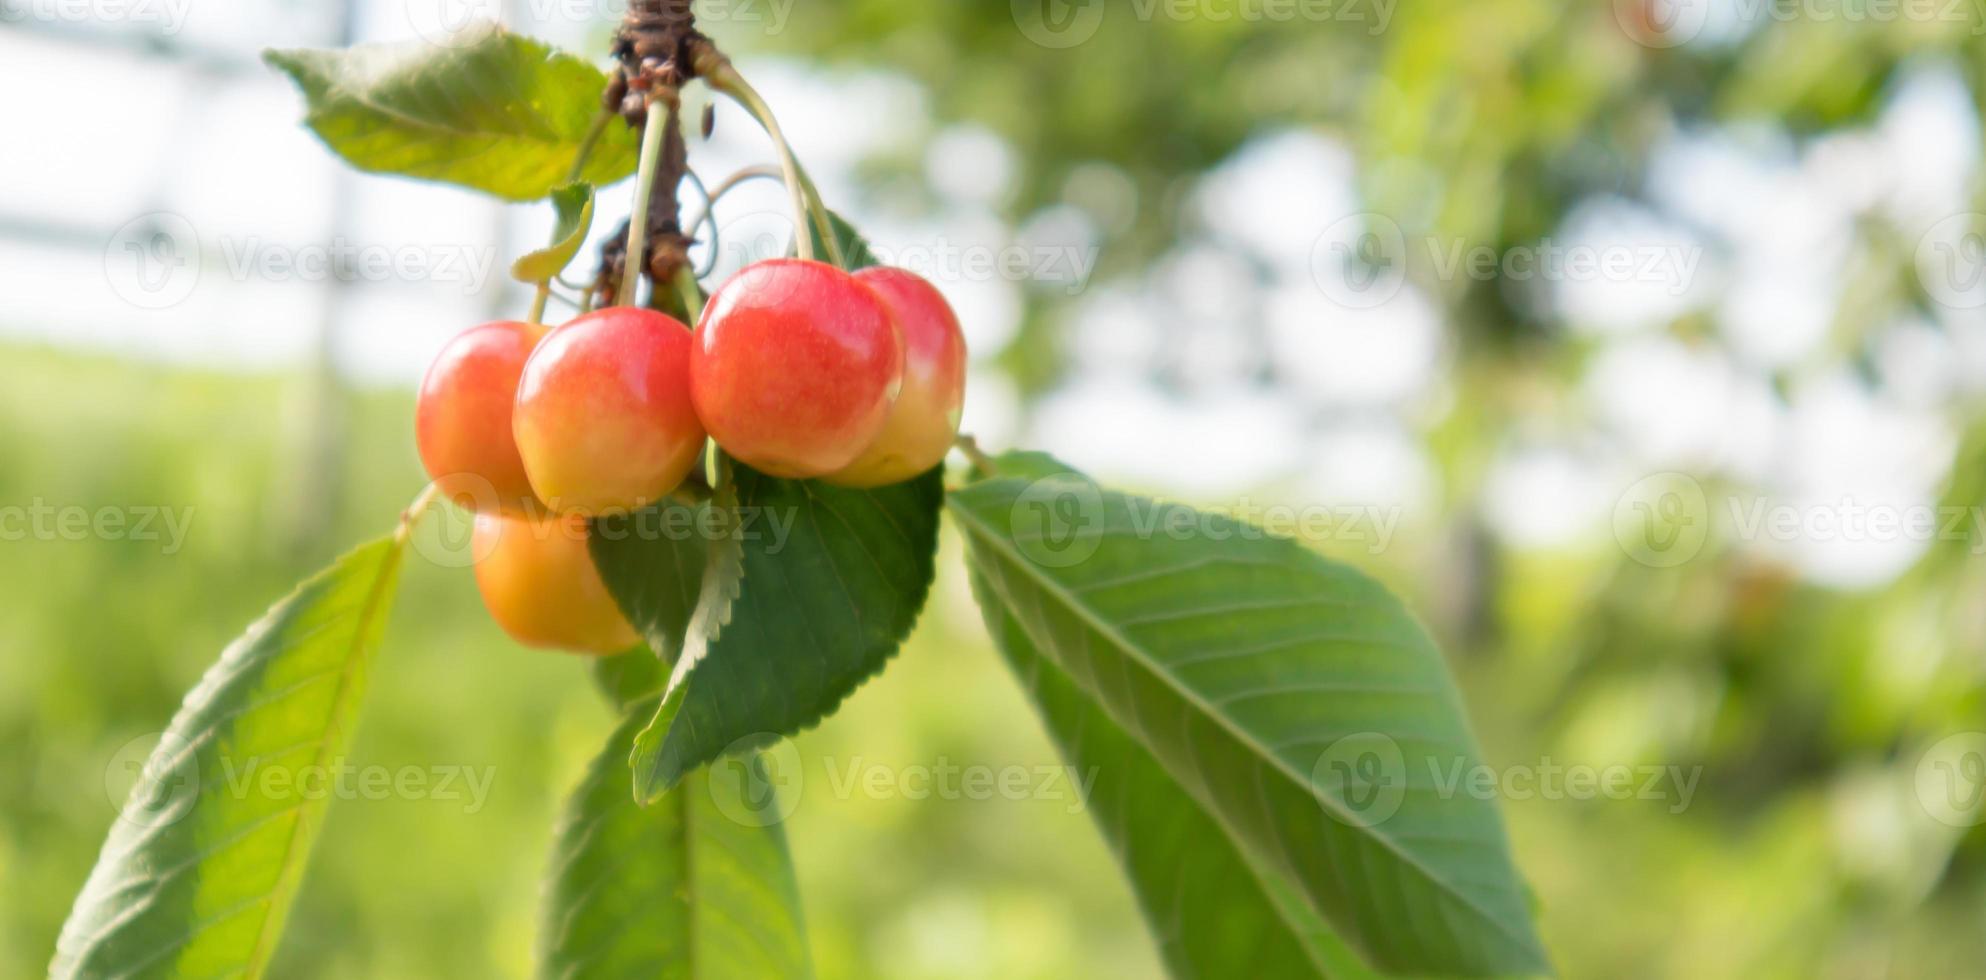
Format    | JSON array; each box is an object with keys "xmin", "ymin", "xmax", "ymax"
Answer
[
  {"xmin": 472, "ymin": 512, "xmax": 639, "ymax": 655},
  {"xmin": 513, "ymin": 307, "xmax": 706, "ymax": 516},
  {"xmin": 691, "ymin": 258, "xmax": 904, "ymax": 479},
  {"xmin": 416, "ymin": 320, "xmax": 546, "ymax": 516},
  {"xmin": 825, "ymin": 268, "xmax": 968, "ymax": 487}
]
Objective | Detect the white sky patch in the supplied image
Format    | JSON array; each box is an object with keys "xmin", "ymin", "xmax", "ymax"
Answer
[
  {"xmin": 1302, "ymin": 424, "xmax": 1438, "ymax": 520},
  {"xmin": 1751, "ymin": 373, "xmax": 1957, "ymax": 590},
  {"xmin": 1877, "ymin": 64, "xmax": 1981, "ymax": 229},
  {"xmin": 958, "ymin": 369, "xmax": 1021, "ymax": 451},
  {"xmin": 1583, "ymin": 335, "xmax": 1741, "ymax": 471},
  {"xmin": 0, "ymin": 35, "xmax": 192, "ymax": 230},
  {"xmin": 1067, "ymin": 285, "xmax": 1163, "ymax": 378},
  {"xmin": 1550, "ymin": 197, "xmax": 1715, "ymax": 336},
  {"xmin": 1151, "ymin": 243, "xmax": 1261, "ymax": 391},
  {"xmin": 1193, "ymin": 129, "xmax": 1359, "ymax": 279},
  {"xmin": 1265, "ymin": 281, "xmax": 1441, "ymax": 409},
  {"xmin": 1014, "ymin": 204, "xmax": 1100, "ymax": 296},
  {"xmin": 1031, "ymin": 378, "xmax": 1304, "ymax": 497},
  {"xmin": 1481, "ymin": 446, "xmax": 1616, "ymax": 551},
  {"xmin": 1874, "ymin": 317, "xmax": 1961, "ymax": 412},
  {"xmin": 927, "ymin": 124, "xmax": 1017, "ymax": 210}
]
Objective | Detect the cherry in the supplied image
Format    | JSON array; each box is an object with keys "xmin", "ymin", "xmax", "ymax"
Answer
[
  {"xmin": 824, "ymin": 268, "xmax": 967, "ymax": 487},
  {"xmin": 415, "ymin": 320, "xmax": 547, "ymax": 515},
  {"xmin": 471, "ymin": 512, "xmax": 639, "ymax": 655},
  {"xmin": 691, "ymin": 258, "xmax": 904, "ymax": 478},
  {"xmin": 513, "ymin": 306, "xmax": 706, "ymax": 516}
]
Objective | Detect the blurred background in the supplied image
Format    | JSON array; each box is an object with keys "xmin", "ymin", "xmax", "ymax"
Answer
[{"xmin": 4, "ymin": 0, "xmax": 1986, "ymax": 976}]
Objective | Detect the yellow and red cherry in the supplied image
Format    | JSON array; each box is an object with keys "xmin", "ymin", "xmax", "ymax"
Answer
[
  {"xmin": 824, "ymin": 268, "xmax": 967, "ymax": 488},
  {"xmin": 512, "ymin": 306, "xmax": 706, "ymax": 516},
  {"xmin": 471, "ymin": 512, "xmax": 640, "ymax": 655},
  {"xmin": 415, "ymin": 320, "xmax": 547, "ymax": 515},
  {"xmin": 690, "ymin": 258, "xmax": 904, "ymax": 479}
]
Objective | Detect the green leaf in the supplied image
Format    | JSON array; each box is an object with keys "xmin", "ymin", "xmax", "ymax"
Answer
[
  {"xmin": 51, "ymin": 537, "xmax": 408, "ymax": 978},
  {"xmin": 540, "ymin": 696, "xmax": 812, "ymax": 980},
  {"xmin": 265, "ymin": 27, "xmax": 637, "ymax": 202},
  {"xmin": 590, "ymin": 645, "xmax": 668, "ymax": 712},
  {"xmin": 618, "ymin": 462, "xmax": 944, "ymax": 803},
  {"xmin": 803, "ymin": 210, "xmax": 881, "ymax": 271},
  {"xmin": 513, "ymin": 182, "xmax": 597, "ymax": 283},
  {"xmin": 587, "ymin": 497, "xmax": 709, "ymax": 712},
  {"xmin": 590, "ymin": 497, "xmax": 711, "ymax": 668},
  {"xmin": 970, "ymin": 567, "xmax": 1381, "ymax": 980},
  {"xmin": 949, "ymin": 452, "xmax": 1550, "ymax": 977}
]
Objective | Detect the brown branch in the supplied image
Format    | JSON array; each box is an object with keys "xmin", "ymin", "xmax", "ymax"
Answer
[{"xmin": 594, "ymin": 0, "xmax": 711, "ymax": 307}]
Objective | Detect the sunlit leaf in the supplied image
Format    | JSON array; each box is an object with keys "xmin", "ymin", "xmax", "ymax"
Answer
[
  {"xmin": 52, "ymin": 537, "xmax": 408, "ymax": 978},
  {"xmin": 590, "ymin": 645, "xmax": 667, "ymax": 712},
  {"xmin": 972, "ymin": 566, "xmax": 1383, "ymax": 979},
  {"xmin": 590, "ymin": 497, "xmax": 710, "ymax": 670},
  {"xmin": 539, "ymin": 696, "xmax": 811, "ymax": 980},
  {"xmin": 266, "ymin": 27, "xmax": 636, "ymax": 201},
  {"xmin": 513, "ymin": 182, "xmax": 597, "ymax": 283},
  {"xmin": 613, "ymin": 461, "xmax": 943, "ymax": 803},
  {"xmin": 950, "ymin": 452, "xmax": 1550, "ymax": 977}
]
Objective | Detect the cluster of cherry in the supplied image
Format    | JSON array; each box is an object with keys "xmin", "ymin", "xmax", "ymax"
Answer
[{"xmin": 414, "ymin": 257, "xmax": 967, "ymax": 652}]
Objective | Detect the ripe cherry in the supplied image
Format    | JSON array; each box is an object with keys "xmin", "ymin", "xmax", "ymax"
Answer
[
  {"xmin": 824, "ymin": 268, "xmax": 967, "ymax": 488},
  {"xmin": 691, "ymin": 258, "xmax": 904, "ymax": 479},
  {"xmin": 471, "ymin": 512, "xmax": 639, "ymax": 655},
  {"xmin": 415, "ymin": 320, "xmax": 546, "ymax": 515},
  {"xmin": 513, "ymin": 307, "xmax": 706, "ymax": 516}
]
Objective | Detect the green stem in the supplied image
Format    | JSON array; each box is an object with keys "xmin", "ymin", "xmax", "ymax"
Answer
[
  {"xmin": 673, "ymin": 264, "xmax": 705, "ymax": 319},
  {"xmin": 528, "ymin": 283, "xmax": 551, "ymax": 325},
  {"xmin": 620, "ymin": 99, "xmax": 671, "ymax": 309},
  {"xmin": 396, "ymin": 483, "xmax": 443, "ymax": 545},
  {"xmin": 705, "ymin": 64, "xmax": 843, "ymax": 267},
  {"xmin": 955, "ymin": 434, "xmax": 997, "ymax": 477},
  {"xmin": 684, "ymin": 163, "xmax": 784, "ymax": 237}
]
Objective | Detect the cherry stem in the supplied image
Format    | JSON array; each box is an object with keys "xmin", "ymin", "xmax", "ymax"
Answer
[
  {"xmin": 684, "ymin": 163, "xmax": 783, "ymax": 235},
  {"xmin": 955, "ymin": 434, "xmax": 997, "ymax": 477},
  {"xmin": 620, "ymin": 98, "xmax": 672, "ymax": 309},
  {"xmin": 673, "ymin": 264, "xmax": 705, "ymax": 319},
  {"xmin": 704, "ymin": 63, "xmax": 843, "ymax": 267},
  {"xmin": 396, "ymin": 483, "xmax": 443, "ymax": 546},
  {"xmin": 528, "ymin": 283, "xmax": 551, "ymax": 324},
  {"xmin": 707, "ymin": 163, "xmax": 785, "ymax": 201}
]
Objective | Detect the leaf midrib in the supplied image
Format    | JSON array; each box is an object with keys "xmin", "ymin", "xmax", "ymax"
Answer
[
  {"xmin": 1003, "ymin": 612, "xmax": 1343, "ymax": 979},
  {"xmin": 238, "ymin": 540, "xmax": 403, "ymax": 977},
  {"xmin": 946, "ymin": 493, "xmax": 1534, "ymax": 958}
]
